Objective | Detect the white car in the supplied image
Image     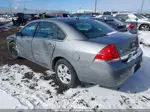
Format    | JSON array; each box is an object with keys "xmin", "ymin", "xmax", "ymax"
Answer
[{"xmin": 115, "ymin": 13, "xmax": 150, "ymax": 31}]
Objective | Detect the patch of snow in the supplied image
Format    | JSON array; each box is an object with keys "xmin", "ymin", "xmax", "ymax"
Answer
[
  {"xmin": 0, "ymin": 17, "xmax": 12, "ymax": 23},
  {"xmin": 139, "ymin": 31, "xmax": 150, "ymax": 46},
  {"xmin": 0, "ymin": 89, "xmax": 27, "ymax": 109},
  {"xmin": 0, "ymin": 45, "xmax": 150, "ymax": 109},
  {"xmin": 0, "ymin": 22, "xmax": 13, "ymax": 29}
]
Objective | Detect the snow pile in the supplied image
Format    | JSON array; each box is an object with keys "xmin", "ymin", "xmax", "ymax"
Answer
[
  {"xmin": 0, "ymin": 17, "xmax": 12, "ymax": 23},
  {"xmin": 139, "ymin": 31, "xmax": 150, "ymax": 46},
  {"xmin": 0, "ymin": 17, "xmax": 6, "ymax": 22},
  {"xmin": 0, "ymin": 45, "xmax": 150, "ymax": 109}
]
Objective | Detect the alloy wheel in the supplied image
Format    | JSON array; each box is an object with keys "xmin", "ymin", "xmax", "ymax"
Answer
[{"xmin": 57, "ymin": 64, "xmax": 71, "ymax": 84}]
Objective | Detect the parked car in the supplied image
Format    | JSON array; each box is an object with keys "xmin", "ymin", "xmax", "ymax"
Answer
[
  {"xmin": 7, "ymin": 18, "xmax": 142, "ymax": 88},
  {"xmin": 103, "ymin": 11, "xmax": 118, "ymax": 17},
  {"xmin": 93, "ymin": 17, "xmax": 138, "ymax": 34},
  {"xmin": 94, "ymin": 17, "xmax": 128, "ymax": 32},
  {"xmin": 115, "ymin": 13, "xmax": 150, "ymax": 31},
  {"xmin": 142, "ymin": 14, "xmax": 150, "ymax": 19},
  {"xmin": 72, "ymin": 13, "xmax": 102, "ymax": 18},
  {"xmin": 51, "ymin": 13, "xmax": 71, "ymax": 18}
]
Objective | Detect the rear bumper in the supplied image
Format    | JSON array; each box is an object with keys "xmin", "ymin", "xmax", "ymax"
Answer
[{"xmin": 77, "ymin": 47, "xmax": 143, "ymax": 87}]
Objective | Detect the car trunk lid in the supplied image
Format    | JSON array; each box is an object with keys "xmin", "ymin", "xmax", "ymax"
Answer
[{"xmin": 89, "ymin": 32, "xmax": 139, "ymax": 62}]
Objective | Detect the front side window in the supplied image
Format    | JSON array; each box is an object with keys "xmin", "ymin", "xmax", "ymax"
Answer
[
  {"xmin": 67, "ymin": 20, "xmax": 114, "ymax": 39},
  {"xmin": 35, "ymin": 22, "xmax": 55, "ymax": 39},
  {"xmin": 22, "ymin": 22, "xmax": 38, "ymax": 36}
]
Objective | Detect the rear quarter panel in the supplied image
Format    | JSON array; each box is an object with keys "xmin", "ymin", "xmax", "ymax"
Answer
[{"xmin": 52, "ymin": 38, "xmax": 106, "ymax": 81}]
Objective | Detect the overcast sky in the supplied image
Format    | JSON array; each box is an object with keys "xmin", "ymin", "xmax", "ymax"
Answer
[{"xmin": 0, "ymin": 0, "xmax": 150, "ymax": 12}]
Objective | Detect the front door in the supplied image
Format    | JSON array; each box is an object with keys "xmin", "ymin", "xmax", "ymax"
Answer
[
  {"xmin": 16, "ymin": 22, "xmax": 38, "ymax": 61},
  {"xmin": 32, "ymin": 22, "xmax": 56, "ymax": 67}
]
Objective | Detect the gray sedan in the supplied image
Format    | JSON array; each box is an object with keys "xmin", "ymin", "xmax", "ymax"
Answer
[{"xmin": 7, "ymin": 18, "xmax": 143, "ymax": 88}]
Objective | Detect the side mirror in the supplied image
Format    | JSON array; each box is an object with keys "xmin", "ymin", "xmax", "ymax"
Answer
[{"xmin": 16, "ymin": 32, "xmax": 23, "ymax": 36}]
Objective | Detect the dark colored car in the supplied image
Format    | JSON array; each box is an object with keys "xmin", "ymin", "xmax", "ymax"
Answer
[
  {"xmin": 94, "ymin": 17, "xmax": 128, "ymax": 32},
  {"xmin": 94, "ymin": 16, "xmax": 137, "ymax": 34},
  {"xmin": 115, "ymin": 16, "xmax": 138, "ymax": 34}
]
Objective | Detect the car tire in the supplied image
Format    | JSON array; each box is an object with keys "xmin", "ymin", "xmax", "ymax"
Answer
[
  {"xmin": 55, "ymin": 59, "xmax": 79, "ymax": 88},
  {"xmin": 139, "ymin": 24, "xmax": 150, "ymax": 31},
  {"xmin": 9, "ymin": 42, "xmax": 19, "ymax": 59}
]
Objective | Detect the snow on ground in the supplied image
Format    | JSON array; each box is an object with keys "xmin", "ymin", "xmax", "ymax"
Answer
[
  {"xmin": 0, "ymin": 17, "xmax": 12, "ymax": 23},
  {"xmin": 139, "ymin": 31, "xmax": 150, "ymax": 46},
  {"xmin": 0, "ymin": 22, "xmax": 13, "ymax": 29},
  {"xmin": 0, "ymin": 89, "xmax": 27, "ymax": 109},
  {"xmin": 0, "ymin": 45, "xmax": 150, "ymax": 109},
  {"xmin": 1, "ymin": 33, "xmax": 150, "ymax": 109}
]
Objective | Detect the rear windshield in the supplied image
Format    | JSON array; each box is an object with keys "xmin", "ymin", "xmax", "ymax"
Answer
[{"xmin": 67, "ymin": 20, "xmax": 114, "ymax": 39}]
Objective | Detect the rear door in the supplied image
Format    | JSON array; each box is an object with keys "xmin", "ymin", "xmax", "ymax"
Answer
[
  {"xmin": 32, "ymin": 22, "xmax": 56, "ymax": 67},
  {"xmin": 16, "ymin": 22, "xmax": 38, "ymax": 61}
]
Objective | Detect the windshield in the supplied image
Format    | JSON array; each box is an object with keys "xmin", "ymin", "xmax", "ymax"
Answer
[{"xmin": 67, "ymin": 20, "xmax": 114, "ymax": 39}]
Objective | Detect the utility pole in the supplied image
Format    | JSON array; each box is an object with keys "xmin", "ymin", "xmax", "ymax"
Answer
[
  {"xmin": 140, "ymin": 0, "xmax": 145, "ymax": 14},
  {"xmin": 9, "ymin": 4, "xmax": 12, "ymax": 15},
  {"xmin": 94, "ymin": 0, "xmax": 97, "ymax": 13}
]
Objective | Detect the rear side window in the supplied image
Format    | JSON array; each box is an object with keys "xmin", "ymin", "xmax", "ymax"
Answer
[
  {"xmin": 22, "ymin": 22, "xmax": 38, "ymax": 37},
  {"xmin": 67, "ymin": 20, "xmax": 114, "ymax": 39},
  {"xmin": 57, "ymin": 28, "xmax": 66, "ymax": 40},
  {"xmin": 35, "ymin": 22, "xmax": 55, "ymax": 39}
]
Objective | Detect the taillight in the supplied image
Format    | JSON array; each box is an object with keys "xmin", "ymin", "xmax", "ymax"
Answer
[
  {"xmin": 95, "ymin": 44, "xmax": 119, "ymax": 61},
  {"xmin": 128, "ymin": 24, "xmax": 134, "ymax": 29}
]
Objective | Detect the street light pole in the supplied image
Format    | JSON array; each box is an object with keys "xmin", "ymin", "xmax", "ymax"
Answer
[
  {"xmin": 140, "ymin": 0, "xmax": 145, "ymax": 14},
  {"xmin": 94, "ymin": 0, "xmax": 97, "ymax": 13}
]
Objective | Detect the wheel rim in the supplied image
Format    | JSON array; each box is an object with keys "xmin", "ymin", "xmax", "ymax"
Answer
[
  {"xmin": 10, "ymin": 43, "xmax": 18, "ymax": 57},
  {"xmin": 140, "ymin": 25, "xmax": 150, "ymax": 31},
  {"xmin": 57, "ymin": 64, "xmax": 71, "ymax": 84}
]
